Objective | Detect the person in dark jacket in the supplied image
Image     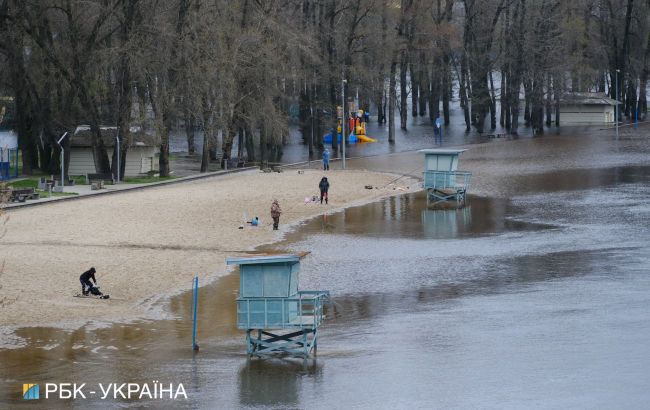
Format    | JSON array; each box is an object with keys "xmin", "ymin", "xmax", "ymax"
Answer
[
  {"xmin": 79, "ymin": 267, "xmax": 97, "ymax": 296},
  {"xmin": 319, "ymin": 177, "xmax": 330, "ymax": 204}
]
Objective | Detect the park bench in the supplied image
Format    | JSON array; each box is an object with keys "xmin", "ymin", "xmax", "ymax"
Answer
[
  {"xmin": 53, "ymin": 175, "xmax": 75, "ymax": 186},
  {"xmin": 86, "ymin": 173, "xmax": 115, "ymax": 190},
  {"xmin": 8, "ymin": 188, "xmax": 40, "ymax": 202}
]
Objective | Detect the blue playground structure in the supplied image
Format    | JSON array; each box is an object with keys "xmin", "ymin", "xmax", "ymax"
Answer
[
  {"xmin": 0, "ymin": 147, "xmax": 19, "ymax": 181},
  {"xmin": 228, "ymin": 252, "xmax": 330, "ymax": 358}
]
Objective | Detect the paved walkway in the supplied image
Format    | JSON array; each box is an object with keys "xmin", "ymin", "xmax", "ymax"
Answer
[{"xmin": 3, "ymin": 167, "xmax": 257, "ymax": 210}]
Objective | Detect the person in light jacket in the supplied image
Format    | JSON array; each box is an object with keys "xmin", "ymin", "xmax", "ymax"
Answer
[{"xmin": 270, "ymin": 200, "xmax": 282, "ymax": 230}]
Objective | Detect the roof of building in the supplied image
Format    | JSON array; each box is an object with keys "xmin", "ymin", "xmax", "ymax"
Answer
[
  {"xmin": 226, "ymin": 252, "xmax": 310, "ymax": 266},
  {"xmin": 418, "ymin": 149, "xmax": 467, "ymax": 155},
  {"xmin": 71, "ymin": 125, "xmax": 157, "ymax": 148},
  {"xmin": 560, "ymin": 92, "xmax": 619, "ymax": 106}
]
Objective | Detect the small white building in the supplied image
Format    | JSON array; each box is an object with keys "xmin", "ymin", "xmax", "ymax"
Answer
[
  {"xmin": 0, "ymin": 131, "xmax": 18, "ymax": 162},
  {"xmin": 559, "ymin": 92, "xmax": 618, "ymax": 125},
  {"xmin": 69, "ymin": 126, "xmax": 158, "ymax": 176}
]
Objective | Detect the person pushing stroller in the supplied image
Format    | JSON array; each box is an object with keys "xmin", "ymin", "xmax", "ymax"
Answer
[{"xmin": 79, "ymin": 267, "xmax": 97, "ymax": 296}]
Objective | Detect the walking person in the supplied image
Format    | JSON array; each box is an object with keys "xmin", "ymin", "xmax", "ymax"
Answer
[
  {"xmin": 270, "ymin": 199, "xmax": 282, "ymax": 230},
  {"xmin": 319, "ymin": 176, "xmax": 330, "ymax": 205},
  {"xmin": 322, "ymin": 148, "xmax": 330, "ymax": 171}
]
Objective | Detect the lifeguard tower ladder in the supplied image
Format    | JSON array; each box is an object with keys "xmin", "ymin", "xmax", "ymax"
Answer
[
  {"xmin": 419, "ymin": 149, "xmax": 472, "ymax": 206},
  {"xmin": 228, "ymin": 252, "xmax": 330, "ymax": 358}
]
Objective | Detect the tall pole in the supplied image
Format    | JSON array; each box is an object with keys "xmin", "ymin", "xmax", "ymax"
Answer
[
  {"xmin": 192, "ymin": 275, "xmax": 199, "ymax": 351},
  {"xmin": 116, "ymin": 131, "xmax": 121, "ymax": 183},
  {"xmin": 56, "ymin": 132, "xmax": 68, "ymax": 189},
  {"xmin": 310, "ymin": 103, "xmax": 314, "ymax": 168},
  {"xmin": 615, "ymin": 69, "xmax": 619, "ymax": 139},
  {"xmin": 342, "ymin": 78, "xmax": 347, "ymax": 170},
  {"xmin": 60, "ymin": 149, "xmax": 64, "ymax": 188}
]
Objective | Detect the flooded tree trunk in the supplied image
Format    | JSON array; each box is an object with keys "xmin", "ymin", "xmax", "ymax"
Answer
[
  {"xmin": 410, "ymin": 63, "xmax": 418, "ymax": 117},
  {"xmin": 376, "ymin": 88, "xmax": 385, "ymax": 124},
  {"xmin": 523, "ymin": 79, "xmax": 531, "ymax": 126},
  {"xmin": 442, "ymin": 56, "xmax": 451, "ymax": 125},
  {"xmin": 399, "ymin": 51, "xmax": 408, "ymax": 130},
  {"xmin": 501, "ymin": 70, "xmax": 508, "ymax": 128},
  {"xmin": 555, "ymin": 75, "xmax": 561, "ymax": 126},
  {"xmin": 419, "ymin": 54, "xmax": 428, "ymax": 117},
  {"xmin": 389, "ymin": 60, "xmax": 397, "ymax": 143},
  {"xmin": 626, "ymin": 80, "xmax": 637, "ymax": 119},
  {"xmin": 545, "ymin": 75, "xmax": 552, "ymax": 127},
  {"xmin": 430, "ymin": 63, "xmax": 440, "ymax": 121},
  {"xmin": 489, "ymin": 71, "xmax": 497, "ymax": 130},
  {"xmin": 460, "ymin": 53, "xmax": 471, "ymax": 131},
  {"xmin": 640, "ymin": 74, "xmax": 648, "ymax": 119}
]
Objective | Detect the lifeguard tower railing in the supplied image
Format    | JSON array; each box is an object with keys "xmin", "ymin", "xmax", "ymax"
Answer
[
  {"xmin": 237, "ymin": 290, "xmax": 330, "ymax": 330},
  {"xmin": 0, "ymin": 147, "xmax": 19, "ymax": 181},
  {"xmin": 423, "ymin": 170, "xmax": 472, "ymax": 204}
]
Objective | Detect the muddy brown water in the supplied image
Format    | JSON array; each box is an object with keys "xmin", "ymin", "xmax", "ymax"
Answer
[{"xmin": 2, "ymin": 133, "xmax": 650, "ymax": 409}]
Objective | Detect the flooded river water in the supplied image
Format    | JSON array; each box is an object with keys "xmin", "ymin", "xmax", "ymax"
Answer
[{"xmin": 2, "ymin": 135, "xmax": 650, "ymax": 409}]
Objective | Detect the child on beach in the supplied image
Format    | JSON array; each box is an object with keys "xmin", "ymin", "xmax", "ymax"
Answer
[{"xmin": 319, "ymin": 177, "xmax": 330, "ymax": 204}]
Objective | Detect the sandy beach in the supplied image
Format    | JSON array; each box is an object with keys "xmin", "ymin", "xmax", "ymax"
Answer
[{"xmin": 0, "ymin": 169, "xmax": 417, "ymax": 330}]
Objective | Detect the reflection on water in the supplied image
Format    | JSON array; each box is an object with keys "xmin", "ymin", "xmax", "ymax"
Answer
[
  {"xmin": 2, "ymin": 165, "xmax": 650, "ymax": 409},
  {"xmin": 238, "ymin": 359, "xmax": 323, "ymax": 408}
]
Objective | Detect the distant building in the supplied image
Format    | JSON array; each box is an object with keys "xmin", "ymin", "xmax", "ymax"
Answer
[
  {"xmin": 559, "ymin": 92, "xmax": 618, "ymax": 125},
  {"xmin": 0, "ymin": 131, "xmax": 17, "ymax": 150},
  {"xmin": 69, "ymin": 126, "xmax": 158, "ymax": 176}
]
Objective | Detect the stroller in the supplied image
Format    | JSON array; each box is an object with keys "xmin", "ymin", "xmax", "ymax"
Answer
[{"xmin": 86, "ymin": 285, "xmax": 110, "ymax": 299}]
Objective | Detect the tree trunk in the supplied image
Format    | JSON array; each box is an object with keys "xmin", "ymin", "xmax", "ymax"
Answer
[
  {"xmin": 185, "ymin": 110, "xmax": 196, "ymax": 154},
  {"xmin": 389, "ymin": 60, "xmax": 397, "ymax": 143},
  {"xmin": 523, "ymin": 79, "xmax": 532, "ymax": 126},
  {"xmin": 419, "ymin": 53, "xmax": 428, "ymax": 116},
  {"xmin": 442, "ymin": 55, "xmax": 451, "ymax": 125},
  {"xmin": 399, "ymin": 50, "xmax": 408, "ymax": 130},
  {"xmin": 410, "ymin": 62, "xmax": 418, "ymax": 117},
  {"xmin": 489, "ymin": 71, "xmax": 497, "ymax": 130},
  {"xmin": 545, "ymin": 75, "xmax": 552, "ymax": 127}
]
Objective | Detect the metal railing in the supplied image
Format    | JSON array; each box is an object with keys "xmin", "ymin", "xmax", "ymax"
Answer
[
  {"xmin": 237, "ymin": 290, "xmax": 330, "ymax": 330},
  {"xmin": 423, "ymin": 170, "xmax": 472, "ymax": 191}
]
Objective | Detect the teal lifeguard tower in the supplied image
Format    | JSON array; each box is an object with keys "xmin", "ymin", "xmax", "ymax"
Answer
[
  {"xmin": 419, "ymin": 149, "xmax": 471, "ymax": 206},
  {"xmin": 227, "ymin": 252, "xmax": 330, "ymax": 358}
]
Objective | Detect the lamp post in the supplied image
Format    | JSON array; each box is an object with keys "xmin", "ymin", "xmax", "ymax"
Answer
[
  {"xmin": 342, "ymin": 78, "xmax": 347, "ymax": 170},
  {"xmin": 56, "ymin": 132, "xmax": 69, "ymax": 191},
  {"xmin": 116, "ymin": 130, "xmax": 121, "ymax": 183},
  {"xmin": 615, "ymin": 68, "xmax": 621, "ymax": 139}
]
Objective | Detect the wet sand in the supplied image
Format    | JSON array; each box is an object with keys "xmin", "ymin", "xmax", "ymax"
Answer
[{"xmin": 0, "ymin": 169, "xmax": 417, "ymax": 333}]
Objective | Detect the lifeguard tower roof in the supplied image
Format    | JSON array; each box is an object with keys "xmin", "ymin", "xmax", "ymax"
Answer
[
  {"xmin": 418, "ymin": 148, "xmax": 467, "ymax": 155},
  {"xmin": 226, "ymin": 251, "xmax": 309, "ymax": 266}
]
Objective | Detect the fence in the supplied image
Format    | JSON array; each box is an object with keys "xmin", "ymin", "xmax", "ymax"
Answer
[{"xmin": 0, "ymin": 147, "xmax": 18, "ymax": 181}]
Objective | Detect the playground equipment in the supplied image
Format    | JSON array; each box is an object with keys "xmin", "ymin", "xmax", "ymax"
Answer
[
  {"xmin": 0, "ymin": 147, "xmax": 18, "ymax": 181},
  {"xmin": 419, "ymin": 149, "xmax": 471, "ymax": 207},
  {"xmin": 229, "ymin": 252, "xmax": 330, "ymax": 357},
  {"xmin": 323, "ymin": 107, "xmax": 376, "ymax": 144}
]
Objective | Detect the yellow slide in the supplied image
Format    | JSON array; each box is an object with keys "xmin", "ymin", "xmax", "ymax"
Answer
[{"xmin": 356, "ymin": 134, "xmax": 376, "ymax": 143}]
